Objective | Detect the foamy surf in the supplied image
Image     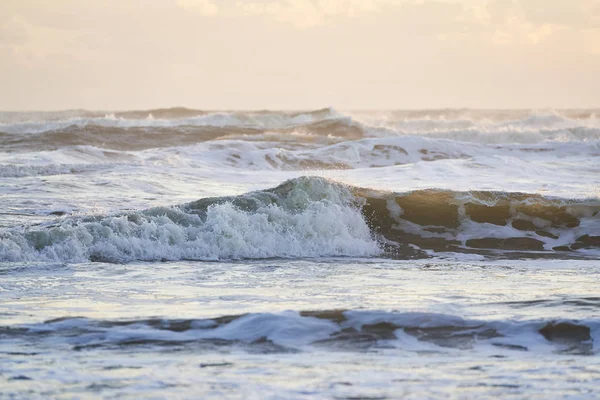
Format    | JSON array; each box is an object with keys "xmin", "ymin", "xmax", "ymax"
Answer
[
  {"xmin": 1, "ymin": 177, "xmax": 598, "ymax": 263},
  {"xmin": 2, "ymin": 109, "xmax": 600, "ymax": 154},
  {"xmin": 0, "ymin": 177, "xmax": 379, "ymax": 262},
  {"xmin": 2, "ymin": 108, "xmax": 599, "ymax": 400}
]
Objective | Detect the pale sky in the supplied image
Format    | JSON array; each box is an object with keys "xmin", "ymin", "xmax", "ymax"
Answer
[{"xmin": 1, "ymin": 0, "xmax": 599, "ymax": 110}]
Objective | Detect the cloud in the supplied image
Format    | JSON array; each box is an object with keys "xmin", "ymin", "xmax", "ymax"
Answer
[
  {"xmin": 0, "ymin": 16, "xmax": 30, "ymax": 45},
  {"xmin": 174, "ymin": 0, "xmax": 600, "ymax": 37},
  {"xmin": 172, "ymin": 0, "xmax": 600, "ymax": 54},
  {"xmin": 518, "ymin": 0, "xmax": 600, "ymax": 29},
  {"xmin": 250, "ymin": 0, "xmax": 384, "ymax": 23},
  {"xmin": 235, "ymin": 0, "xmax": 385, "ymax": 27},
  {"xmin": 177, "ymin": 0, "xmax": 219, "ymax": 16},
  {"xmin": 0, "ymin": 15, "xmax": 86, "ymax": 67},
  {"xmin": 174, "ymin": 0, "xmax": 416, "ymax": 27},
  {"xmin": 431, "ymin": 0, "xmax": 599, "ymax": 52}
]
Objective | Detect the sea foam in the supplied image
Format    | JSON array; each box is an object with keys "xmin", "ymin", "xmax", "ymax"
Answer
[{"xmin": 0, "ymin": 177, "xmax": 379, "ymax": 262}]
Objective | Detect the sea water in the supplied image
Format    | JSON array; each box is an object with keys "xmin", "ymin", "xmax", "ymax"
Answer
[{"xmin": 1, "ymin": 108, "xmax": 599, "ymax": 399}]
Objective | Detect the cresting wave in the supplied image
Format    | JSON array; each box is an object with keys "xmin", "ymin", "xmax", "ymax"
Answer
[
  {"xmin": 2, "ymin": 108, "xmax": 600, "ymax": 153},
  {"xmin": 1, "ymin": 177, "xmax": 599, "ymax": 262},
  {"xmin": 3, "ymin": 310, "xmax": 598, "ymax": 355},
  {"xmin": 0, "ymin": 177, "xmax": 379, "ymax": 262}
]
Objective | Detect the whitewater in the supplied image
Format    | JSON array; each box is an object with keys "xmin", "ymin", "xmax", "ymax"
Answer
[{"xmin": 1, "ymin": 108, "xmax": 599, "ymax": 399}]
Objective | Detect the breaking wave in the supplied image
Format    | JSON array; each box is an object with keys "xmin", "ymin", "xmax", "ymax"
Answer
[
  {"xmin": 2, "ymin": 108, "xmax": 600, "ymax": 153},
  {"xmin": 1, "ymin": 177, "xmax": 599, "ymax": 262},
  {"xmin": 0, "ymin": 177, "xmax": 379, "ymax": 262},
  {"xmin": 2, "ymin": 135, "xmax": 598, "ymax": 178}
]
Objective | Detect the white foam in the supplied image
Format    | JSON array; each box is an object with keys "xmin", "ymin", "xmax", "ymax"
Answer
[
  {"xmin": 350, "ymin": 110, "xmax": 600, "ymax": 144},
  {"xmin": 139, "ymin": 136, "xmax": 600, "ymax": 173},
  {"xmin": 0, "ymin": 178, "xmax": 380, "ymax": 262},
  {"xmin": 0, "ymin": 163, "xmax": 110, "ymax": 178}
]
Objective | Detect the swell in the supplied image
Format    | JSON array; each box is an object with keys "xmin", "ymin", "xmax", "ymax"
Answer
[
  {"xmin": 0, "ymin": 118, "xmax": 364, "ymax": 152},
  {"xmin": 0, "ymin": 107, "xmax": 342, "ymax": 135},
  {"xmin": 3, "ymin": 310, "xmax": 598, "ymax": 355},
  {"xmin": 0, "ymin": 177, "xmax": 598, "ymax": 262},
  {"xmin": 3, "ymin": 108, "xmax": 600, "ymax": 153},
  {"xmin": 5, "ymin": 124, "xmax": 596, "ymax": 153},
  {"xmin": 0, "ymin": 125, "xmax": 262, "ymax": 152}
]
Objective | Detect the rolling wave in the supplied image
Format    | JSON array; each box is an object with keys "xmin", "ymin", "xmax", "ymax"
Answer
[
  {"xmin": 0, "ymin": 107, "xmax": 341, "ymax": 135},
  {"xmin": 0, "ymin": 118, "xmax": 363, "ymax": 152},
  {"xmin": 4, "ymin": 310, "xmax": 598, "ymax": 355},
  {"xmin": 1, "ymin": 177, "xmax": 598, "ymax": 262},
  {"xmin": 1, "ymin": 108, "xmax": 599, "ymax": 154},
  {"xmin": 360, "ymin": 185, "xmax": 600, "ymax": 258}
]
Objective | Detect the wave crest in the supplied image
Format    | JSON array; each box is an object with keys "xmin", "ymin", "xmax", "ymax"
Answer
[
  {"xmin": 0, "ymin": 177, "xmax": 378, "ymax": 262},
  {"xmin": 1, "ymin": 177, "xmax": 599, "ymax": 262}
]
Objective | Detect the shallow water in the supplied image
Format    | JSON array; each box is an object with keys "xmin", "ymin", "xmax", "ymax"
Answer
[
  {"xmin": 1, "ymin": 108, "xmax": 599, "ymax": 398},
  {"xmin": 1, "ymin": 259, "xmax": 599, "ymax": 399}
]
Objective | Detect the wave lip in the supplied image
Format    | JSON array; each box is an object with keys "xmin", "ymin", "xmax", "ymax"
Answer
[
  {"xmin": 5, "ymin": 310, "xmax": 597, "ymax": 355},
  {"xmin": 1, "ymin": 177, "xmax": 599, "ymax": 263}
]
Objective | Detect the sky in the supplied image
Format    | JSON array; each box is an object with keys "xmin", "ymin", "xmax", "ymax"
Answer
[{"xmin": 1, "ymin": 0, "xmax": 599, "ymax": 110}]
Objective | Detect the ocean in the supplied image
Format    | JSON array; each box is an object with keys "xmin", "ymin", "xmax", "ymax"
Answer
[{"xmin": 1, "ymin": 108, "xmax": 599, "ymax": 399}]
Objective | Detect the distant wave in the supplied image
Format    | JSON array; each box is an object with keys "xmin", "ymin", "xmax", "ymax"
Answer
[
  {"xmin": 0, "ymin": 163, "xmax": 114, "ymax": 178},
  {"xmin": 1, "ymin": 108, "xmax": 600, "ymax": 154},
  {"xmin": 190, "ymin": 136, "xmax": 598, "ymax": 171},
  {"xmin": 2, "ymin": 135, "xmax": 597, "ymax": 178},
  {"xmin": 4, "ymin": 309, "xmax": 598, "ymax": 354},
  {"xmin": 1, "ymin": 177, "xmax": 598, "ymax": 262},
  {"xmin": 0, "ymin": 119, "xmax": 366, "ymax": 152},
  {"xmin": 0, "ymin": 107, "xmax": 342, "ymax": 135}
]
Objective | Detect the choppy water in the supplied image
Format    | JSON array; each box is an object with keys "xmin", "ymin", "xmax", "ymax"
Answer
[{"xmin": 1, "ymin": 108, "xmax": 599, "ymax": 399}]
